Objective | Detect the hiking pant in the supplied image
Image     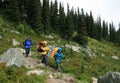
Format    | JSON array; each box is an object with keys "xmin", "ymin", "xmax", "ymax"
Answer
[
  {"xmin": 41, "ymin": 55, "xmax": 48, "ymax": 65},
  {"xmin": 25, "ymin": 48, "xmax": 30, "ymax": 57},
  {"xmin": 56, "ymin": 62, "xmax": 62, "ymax": 72}
]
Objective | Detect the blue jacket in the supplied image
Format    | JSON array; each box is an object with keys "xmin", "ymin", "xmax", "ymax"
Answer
[
  {"xmin": 54, "ymin": 52, "xmax": 64, "ymax": 63},
  {"xmin": 23, "ymin": 40, "xmax": 33, "ymax": 49}
]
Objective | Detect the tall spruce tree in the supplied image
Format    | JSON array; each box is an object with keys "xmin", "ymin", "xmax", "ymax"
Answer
[
  {"xmin": 89, "ymin": 11, "xmax": 95, "ymax": 38},
  {"xmin": 102, "ymin": 20, "xmax": 108, "ymax": 40},
  {"xmin": 3, "ymin": 0, "xmax": 20, "ymax": 23},
  {"xmin": 25, "ymin": 0, "xmax": 43, "ymax": 32},
  {"xmin": 0, "ymin": 0, "xmax": 2, "ymax": 8},
  {"xmin": 73, "ymin": 10, "xmax": 78, "ymax": 31},
  {"xmin": 52, "ymin": 0, "xmax": 59, "ymax": 33},
  {"xmin": 50, "ymin": 1, "xmax": 53, "ymax": 32},
  {"xmin": 109, "ymin": 23, "xmax": 116, "ymax": 43},
  {"xmin": 74, "ymin": 8, "xmax": 88, "ymax": 45},
  {"xmin": 65, "ymin": 4, "xmax": 74, "ymax": 40},
  {"xmin": 95, "ymin": 16, "xmax": 102, "ymax": 40},
  {"xmin": 19, "ymin": 0, "xmax": 26, "ymax": 23},
  {"xmin": 42, "ymin": 0, "xmax": 50, "ymax": 33},
  {"xmin": 59, "ymin": 3, "xmax": 65, "ymax": 38},
  {"xmin": 116, "ymin": 25, "xmax": 120, "ymax": 46}
]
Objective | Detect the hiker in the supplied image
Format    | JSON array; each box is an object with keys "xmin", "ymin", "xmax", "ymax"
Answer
[
  {"xmin": 54, "ymin": 47, "xmax": 65, "ymax": 72},
  {"xmin": 23, "ymin": 36, "xmax": 33, "ymax": 57},
  {"xmin": 37, "ymin": 41, "xmax": 49, "ymax": 65}
]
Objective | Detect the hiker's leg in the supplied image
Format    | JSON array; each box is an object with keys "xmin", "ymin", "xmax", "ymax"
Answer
[
  {"xmin": 26, "ymin": 48, "xmax": 30, "ymax": 57},
  {"xmin": 58, "ymin": 62, "xmax": 62, "ymax": 72},
  {"xmin": 44, "ymin": 55, "xmax": 48, "ymax": 65},
  {"xmin": 41, "ymin": 55, "xmax": 44, "ymax": 63}
]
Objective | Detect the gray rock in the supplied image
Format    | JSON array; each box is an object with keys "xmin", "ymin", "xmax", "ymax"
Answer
[
  {"xmin": 65, "ymin": 44, "xmax": 80, "ymax": 52},
  {"xmin": 46, "ymin": 35, "xmax": 54, "ymax": 39},
  {"xmin": 91, "ymin": 77, "xmax": 98, "ymax": 83},
  {"xmin": 10, "ymin": 30, "xmax": 20, "ymax": 35},
  {"xmin": 98, "ymin": 71, "xmax": 120, "ymax": 83},
  {"xmin": 26, "ymin": 69, "xmax": 44, "ymax": 75},
  {"xmin": 81, "ymin": 46, "xmax": 93, "ymax": 57},
  {"xmin": 0, "ymin": 35, "xmax": 2, "ymax": 39},
  {"xmin": 0, "ymin": 48, "xmax": 26, "ymax": 67},
  {"xmin": 112, "ymin": 56, "xmax": 119, "ymax": 60},
  {"xmin": 12, "ymin": 39, "xmax": 20, "ymax": 46}
]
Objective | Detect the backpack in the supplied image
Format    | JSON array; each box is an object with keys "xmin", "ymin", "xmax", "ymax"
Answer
[
  {"xmin": 51, "ymin": 47, "xmax": 58, "ymax": 59},
  {"xmin": 37, "ymin": 41, "xmax": 44, "ymax": 52}
]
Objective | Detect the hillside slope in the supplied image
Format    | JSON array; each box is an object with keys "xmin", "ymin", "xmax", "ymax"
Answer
[{"xmin": 0, "ymin": 15, "xmax": 120, "ymax": 83}]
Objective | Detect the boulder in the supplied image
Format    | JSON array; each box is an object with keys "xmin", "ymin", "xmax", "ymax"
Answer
[
  {"xmin": 98, "ymin": 71, "xmax": 120, "ymax": 83},
  {"xmin": 12, "ymin": 39, "xmax": 20, "ymax": 46},
  {"xmin": 0, "ymin": 48, "xmax": 26, "ymax": 67}
]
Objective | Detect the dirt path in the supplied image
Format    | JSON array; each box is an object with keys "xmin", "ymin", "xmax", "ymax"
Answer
[{"xmin": 25, "ymin": 57, "xmax": 76, "ymax": 83}]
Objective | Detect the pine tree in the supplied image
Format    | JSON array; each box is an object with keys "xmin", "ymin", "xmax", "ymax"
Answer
[
  {"xmin": 50, "ymin": 1, "xmax": 53, "ymax": 32},
  {"xmin": 74, "ymin": 8, "xmax": 88, "ymax": 45},
  {"xmin": 73, "ymin": 10, "xmax": 78, "ymax": 31},
  {"xmin": 59, "ymin": 3, "xmax": 65, "ymax": 38},
  {"xmin": 19, "ymin": 0, "xmax": 26, "ymax": 23},
  {"xmin": 116, "ymin": 25, "xmax": 120, "ymax": 46},
  {"xmin": 3, "ymin": 0, "xmax": 20, "ymax": 23},
  {"xmin": 95, "ymin": 16, "xmax": 102, "ymax": 40},
  {"xmin": 102, "ymin": 20, "xmax": 108, "ymax": 40},
  {"xmin": 42, "ymin": 0, "xmax": 50, "ymax": 33},
  {"xmin": 65, "ymin": 4, "xmax": 74, "ymax": 40},
  {"xmin": 109, "ymin": 23, "xmax": 116, "ymax": 43},
  {"xmin": 24, "ymin": 0, "xmax": 43, "ymax": 32},
  {"xmin": 52, "ymin": 0, "xmax": 59, "ymax": 33},
  {"xmin": 0, "ymin": 0, "xmax": 2, "ymax": 8},
  {"xmin": 89, "ymin": 11, "xmax": 95, "ymax": 38}
]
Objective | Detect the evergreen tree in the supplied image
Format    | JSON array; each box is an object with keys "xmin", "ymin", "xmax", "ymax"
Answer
[
  {"xmin": 50, "ymin": 1, "xmax": 54, "ymax": 32},
  {"xmin": 25, "ymin": 0, "xmax": 43, "ymax": 32},
  {"xmin": 73, "ymin": 10, "xmax": 78, "ymax": 31},
  {"xmin": 109, "ymin": 23, "xmax": 116, "ymax": 43},
  {"xmin": 59, "ymin": 3, "xmax": 65, "ymax": 38},
  {"xmin": 95, "ymin": 16, "xmax": 102, "ymax": 40},
  {"xmin": 42, "ymin": 0, "xmax": 50, "ymax": 33},
  {"xmin": 52, "ymin": 0, "xmax": 59, "ymax": 33},
  {"xmin": 102, "ymin": 20, "xmax": 108, "ymax": 40},
  {"xmin": 0, "ymin": 0, "xmax": 2, "ymax": 8},
  {"xmin": 116, "ymin": 24, "xmax": 120, "ymax": 46},
  {"xmin": 74, "ymin": 8, "xmax": 88, "ymax": 45},
  {"xmin": 65, "ymin": 4, "xmax": 74, "ymax": 40},
  {"xmin": 19, "ymin": 0, "xmax": 26, "ymax": 23},
  {"xmin": 89, "ymin": 11, "xmax": 95, "ymax": 38},
  {"xmin": 3, "ymin": 0, "xmax": 20, "ymax": 23}
]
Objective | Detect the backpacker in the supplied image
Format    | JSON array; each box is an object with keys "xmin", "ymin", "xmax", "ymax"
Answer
[{"xmin": 37, "ymin": 41, "xmax": 44, "ymax": 52}]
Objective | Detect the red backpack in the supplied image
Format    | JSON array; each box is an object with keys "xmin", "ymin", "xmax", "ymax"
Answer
[{"xmin": 37, "ymin": 41, "xmax": 44, "ymax": 52}]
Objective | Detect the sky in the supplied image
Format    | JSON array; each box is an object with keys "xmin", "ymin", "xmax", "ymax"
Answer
[{"xmin": 51, "ymin": 0, "xmax": 120, "ymax": 29}]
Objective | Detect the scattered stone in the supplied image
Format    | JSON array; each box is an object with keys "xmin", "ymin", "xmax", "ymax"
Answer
[
  {"xmin": 10, "ymin": 30, "xmax": 20, "ymax": 35},
  {"xmin": 12, "ymin": 39, "xmax": 20, "ymax": 46},
  {"xmin": 48, "ymin": 73, "xmax": 54, "ymax": 79},
  {"xmin": 65, "ymin": 44, "xmax": 80, "ymax": 52},
  {"xmin": 27, "ymin": 69, "xmax": 44, "ymax": 76},
  {"xmin": 98, "ymin": 71, "xmax": 120, "ymax": 83},
  {"xmin": 91, "ymin": 77, "xmax": 98, "ymax": 83},
  {"xmin": 0, "ymin": 35, "xmax": 2, "ymax": 39},
  {"xmin": 46, "ymin": 35, "xmax": 54, "ymax": 39},
  {"xmin": 112, "ymin": 56, "xmax": 119, "ymax": 60}
]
